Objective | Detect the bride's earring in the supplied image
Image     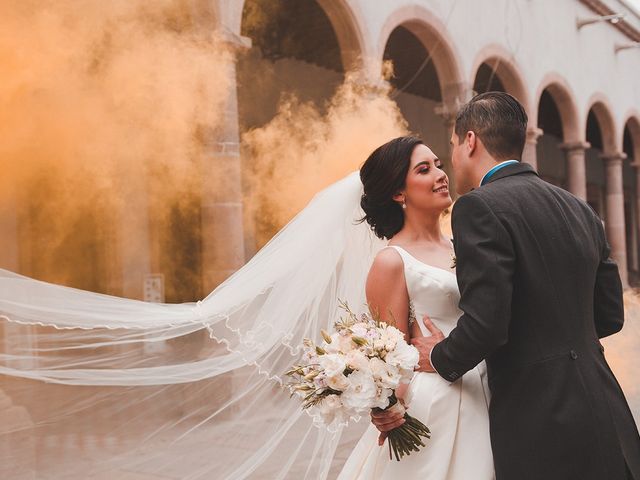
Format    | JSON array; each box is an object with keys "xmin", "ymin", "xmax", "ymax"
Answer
[{"xmin": 402, "ymin": 198, "xmax": 407, "ymax": 210}]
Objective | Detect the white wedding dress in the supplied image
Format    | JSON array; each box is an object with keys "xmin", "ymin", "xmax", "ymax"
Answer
[{"xmin": 338, "ymin": 245, "xmax": 495, "ymax": 480}]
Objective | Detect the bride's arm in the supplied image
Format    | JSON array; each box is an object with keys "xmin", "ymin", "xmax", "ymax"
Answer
[
  {"xmin": 365, "ymin": 248, "xmax": 410, "ymax": 341},
  {"xmin": 365, "ymin": 249, "xmax": 411, "ymax": 405},
  {"xmin": 366, "ymin": 249, "xmax": 411, "ymax": 439}
]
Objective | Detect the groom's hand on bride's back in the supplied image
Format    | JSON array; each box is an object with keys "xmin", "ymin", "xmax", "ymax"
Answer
[{"xmin": 411, "ymin": 314, "xmax": 445, "ymax": 373}]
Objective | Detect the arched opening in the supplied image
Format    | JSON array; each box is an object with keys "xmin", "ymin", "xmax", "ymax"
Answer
[
  {"xmin": 238, "ymin": 0, "xmax": 350, "ymax": 255},
  {"xmin": 473, "ymin": 63, "xmax": 506, "ymax": 94},
  {"xmin": 384, "ymin": 26, "xmax": 442, "ymax": 101},
  {"xmin": 238, "ymin": 0, "xmax": 345, "ymax": 131},
  {"xmin": 536, "ymin": 89, "xmax": 566, "ymax": 187},
  {"xmin": 470, "ymin": 50, "xmax": 528, "ymax": 109}
]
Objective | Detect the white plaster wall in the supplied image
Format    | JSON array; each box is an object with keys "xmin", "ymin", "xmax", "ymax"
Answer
[{"xmin": 222, "ymin": 0, "xmax": 640, "ymax": 148}]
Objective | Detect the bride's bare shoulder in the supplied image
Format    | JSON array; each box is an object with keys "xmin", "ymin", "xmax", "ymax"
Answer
[
  {"xmin": 366, "ymin": 247, "xmax": 408, "ymax": 320},
  {"xmin": 369, "ymin": 247, "xmax": 404, "ymax": 277}
]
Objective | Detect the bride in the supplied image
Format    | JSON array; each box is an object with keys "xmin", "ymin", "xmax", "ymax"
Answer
[
  {"xmin": 338, "ymin": 136, "xmax": 494, "ymax": 479},
  {"xmin": 0, "ymin": 136, "xmax": 492, "ymax": 479}
]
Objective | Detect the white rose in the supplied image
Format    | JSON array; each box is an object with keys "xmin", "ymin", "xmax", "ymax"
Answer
[
  {"xmin": 345, "ymin": 349, "xmax": 370, "ymax": 372},
  {"xmin": 372, "ymin": 386, "xmax": 393, "ymax": 409},
  {"xmin": 369, "ymin": 357, "xmax": 402, "ymax": 389},
  {"xmin": 316, "ymin": 396, "xmax": 351, "ymax": 426},
  {"xmin": 361, "ymin": 344, "xmax": 375, "ymax": 357},
  {"xmin": 324, "ymin": 332, "xmax": 356, "ymax": 354},
  {"xmin": 380, "ymin": 325, "xmax": 404, "ymax": 351},
  {"xmin": 350, "ymin": 322, "xmax": 369, "ymax": 338},
  {"xmin": 385, "ymin": 340, "xmax": 419, "ymax": 371},
  {"xmin": 318, "ymin": 353, "xmax": 347, "ymax": 377},
  {"xmin": 303, "ymin": 349, "xmax": 319, "ymax": 365},
  {"xmin": 365, "ymin": 328, "xmax": 378, "ymax": 341},
  {"xmin": 335, "ymin": 333, "xmax": 355, "ymax": 353},
  {"xmin": 314, "ymin": 374, "xmax": 328, "ymax": 389},
  {"xmin": 327, "ymin": 373, "xmax": 350, "ymax": 391},
  {"xmin": 318, "ymin": 394, "xmax": 342, "ymax": 415},
  {"xmin": 341, "ymin": 370, "xmax": 377, "ymax": 412},
  {"xmin": 312, "ymin": 394, "xmax": 342, "ymax": 426}
]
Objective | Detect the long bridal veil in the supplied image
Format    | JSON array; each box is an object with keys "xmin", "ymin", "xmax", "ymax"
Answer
[{"xmin": 0, "ymin": 172, "xmax": 385, "ymax": 479}]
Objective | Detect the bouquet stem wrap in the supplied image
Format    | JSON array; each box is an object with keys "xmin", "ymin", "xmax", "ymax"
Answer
[{"xmin": 377, "ymin": 395, "xmax": 431, "ymax": 461}]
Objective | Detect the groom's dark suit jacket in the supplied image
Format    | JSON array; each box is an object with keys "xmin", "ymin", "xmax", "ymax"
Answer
[{"xmin": 431, "ymin": 162, "xmax": 640, "ymax": 480}]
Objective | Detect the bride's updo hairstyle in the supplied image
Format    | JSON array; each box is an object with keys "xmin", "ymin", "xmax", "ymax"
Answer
[{"xmin": 359, "ymin": 136, "xmax": 423, "ymax": 240}]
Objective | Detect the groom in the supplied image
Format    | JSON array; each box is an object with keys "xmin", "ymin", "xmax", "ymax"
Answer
[{"xmin": 372, "ymin": 92, "xmax": 640, "ymax": 479}]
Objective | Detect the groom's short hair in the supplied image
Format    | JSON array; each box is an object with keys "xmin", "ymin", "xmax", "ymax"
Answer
[{"xmin": 454, "ymin": 91, "xmax": 528, "ymax": 161}]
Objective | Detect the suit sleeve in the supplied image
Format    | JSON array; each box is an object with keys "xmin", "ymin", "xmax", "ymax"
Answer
[
  {"xmin": 431, "ymin": 193, "xmax": 515, "ymax": 382},
  {"xmin": 593, "ymin": 218, "xmax": 624, "ymax": 338}
]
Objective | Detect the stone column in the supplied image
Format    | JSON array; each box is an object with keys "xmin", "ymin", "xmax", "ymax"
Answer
[
  {"xmin": 602, "ymin": 152, "xmax": 628, "ymax": 286},
  {"xmin": 0, "ymin": 184, "xmax": 19, "ymax": 272},
  {"xmin": 200, "ymin": 33, "xmax": 251, "ymax": 293},
  {"xmin": 433, "ymin": 109, "xmax": 457, "ymax": 196},
  {"xmin": 629, "ymin": 191, "xmax": 639, "ymax": 274},
  {"xmin": 118, "ymin": 167, "xmax": 152, "ymax": 300},
  {"xmin": 435, "ymin": 83, "xmax": 472, "ymax": 199},
  {"xmin": 634, "ymin": 164, "xmax": 640, "ymax": 276},
  {"xmin": 522, "ymin": 127, "xmax": 543, "ymax": 170},
  {"xmin": 560, "ymin": 141, "xmax": 590, "ymax": 201}
]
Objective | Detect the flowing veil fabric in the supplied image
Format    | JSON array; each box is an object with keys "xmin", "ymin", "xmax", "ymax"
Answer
[{"xmin": 0, "ymin": 172, "xmax": 384, "ymax": 479}]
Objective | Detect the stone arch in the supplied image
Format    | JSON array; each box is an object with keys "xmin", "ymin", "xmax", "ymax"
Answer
[
  {"xmin": 315, "ymin": 0, "xmax": 367, "ymax": 71},
  {"xmin": 623, "ymin": 111, "xmax": 640, "ymax": 163},
  {"xmin": 227, "ymin": 0, "xmax": 366, "ymax": 71},
  {"xmin": 470, "ymin": 44, "xmax": 531, "ymax": 114},
  {"xmin": 378, "ymin": 5, "xmax": 465, "ymax": 106},
  {"xmin": 622, "ymin": 112, "xmax": 640, "ymax": 278},
  {"xmin": 585, "ymin": 93, "xmax": 627, "ymax": 283},
  {"xmin": 585, "ymin": 93, "xmax": 619, "ymax": 155},
  {"xmin": 534, "ymin": 73, "xmax": 581, "ymax": 143}
]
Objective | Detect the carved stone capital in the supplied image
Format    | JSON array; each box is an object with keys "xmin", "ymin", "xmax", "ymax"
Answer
[
  {"xmin": 600, "ymin": 151, "xmax": 627, "ymax": 164},
  {"xmin": 559, "ymin": 141, "xmax": 591, "ymax": 152},
  {"xmin": 219, "ymin": 30, "xmax": 252, "ymax": 51},
  {"xmin": 526, "ymin": 127, "xmax": 544, "ymax": 144}
]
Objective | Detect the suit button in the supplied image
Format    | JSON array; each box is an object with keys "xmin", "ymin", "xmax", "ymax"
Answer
[{"xmin": 570, "ymin": 350, "xmax": 578, "ymax": 360}]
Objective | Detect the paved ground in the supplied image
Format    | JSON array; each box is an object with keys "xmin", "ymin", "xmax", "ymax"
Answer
[{"xmin": 602, "ymin": 291, "xmax": 640, "ymax": 425}]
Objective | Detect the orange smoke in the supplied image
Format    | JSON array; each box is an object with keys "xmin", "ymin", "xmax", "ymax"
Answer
[
  {"xmin": 0, "ymin": 0, "xmax": 231, "ymax": 294},
  {"xmin": 241, "ymin": 75, "xmax": 409, "ymax": 247}
]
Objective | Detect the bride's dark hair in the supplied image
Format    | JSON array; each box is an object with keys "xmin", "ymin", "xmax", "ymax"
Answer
[{"xmin": 359, "ymin": 136, "xmax": 423, "ymax": 240}]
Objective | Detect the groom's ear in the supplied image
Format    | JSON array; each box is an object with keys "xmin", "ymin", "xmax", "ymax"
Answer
[{"xmin": 466, "ymin": 131, "xmax": 477, "ymax": 156}]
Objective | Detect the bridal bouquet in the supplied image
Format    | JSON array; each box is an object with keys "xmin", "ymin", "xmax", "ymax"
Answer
[{"xmin": 285, "ymin": 302, "xmax": 431, "ymax": 461}]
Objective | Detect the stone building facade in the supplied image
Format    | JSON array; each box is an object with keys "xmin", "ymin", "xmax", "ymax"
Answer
[
  {"xmin": 228, "ymin": 0, "xmax": 640, "ymax": 287},
  {"xmin": 1, "ymin": 2, "xmax": 640, "ymax": 477}
]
